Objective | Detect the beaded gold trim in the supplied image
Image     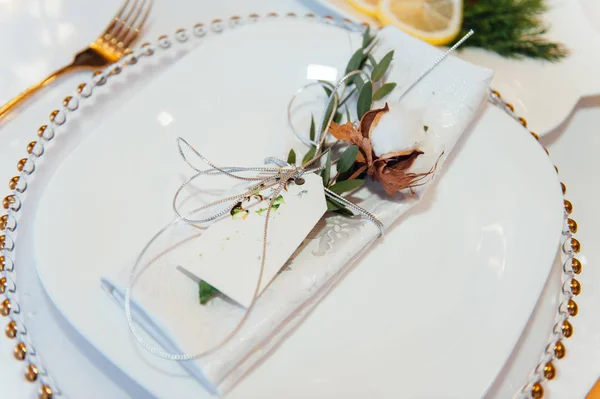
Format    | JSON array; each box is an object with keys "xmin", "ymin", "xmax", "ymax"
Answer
[
  {"xmin": 489, "ymin": 90, "xmax": 582, "ymax": 399},
  {"xmin": 0, "ymin": 13, "xmax": 582, "ymax": 399}
]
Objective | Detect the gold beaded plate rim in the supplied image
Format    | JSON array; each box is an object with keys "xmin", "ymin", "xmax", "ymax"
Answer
[{"xmin": 0, "ymin": 13, "xmax": 582, "ymax": 399}]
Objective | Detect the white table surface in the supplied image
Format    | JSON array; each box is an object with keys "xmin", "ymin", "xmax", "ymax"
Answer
[{"xmin": 1, "ymin": 1, "xmax": 599, "ymax": 398}]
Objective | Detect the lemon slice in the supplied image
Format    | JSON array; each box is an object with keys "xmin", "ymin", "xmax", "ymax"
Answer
[
  {"xmin": 346, "ymin": 0, "xmax": 379, "ymax": 17},
  {"xmin": 377, "ymin": 0, "xmax": 463, "ymax": 45}
]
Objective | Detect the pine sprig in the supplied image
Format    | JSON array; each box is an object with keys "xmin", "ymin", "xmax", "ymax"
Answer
[{"xmin": 454, "ymin": 0, "xmax": 568, "ymax": 61}]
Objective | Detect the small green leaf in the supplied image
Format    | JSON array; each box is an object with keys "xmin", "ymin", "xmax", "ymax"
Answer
[
  {"xmin": 302, "ymin": 146, "xmax": 317, "ymax": 164},
  {"xmin": 326, "ymin": 198, "xmax": 341, "ymax": 211},
  {"xmin": 333, "ymin": 111, "xmax": 343, "ymax": 124},
  {"xmin": 353, "ymin": 75, "xmax": 365, "ymax": 92},
  {"xmin": 357, "ymin": 82, "xmax": 373, "ymax": 120},
  {"xmin": 345, "ymin": 106, "xmax": 351, "ymax": 122},
  {"xmin": 309, "ymin": 115, "xmax": 316, "ymax": 141},
  {"xmin": 359, "ymin": 52, "xmax": 369, "ymax": 69},
  {"xmin": 199, "ymin": 281, "xmax": 219, "ymax": 305},
  {"xmin": 337, "ymin": 145, "xmax": 359, "ymax": 173},
  {"xmin": 424, "ymin": 125, "xmax": 429, "ymax": 132},
  {"xmin": 321, "ymin": 98, "xmax": 336, "ymax": 132},
  {"xmin": 371, "ymin": 50, "xmax": 394, "ymax": 82},
  {"xmin": 321, "ymin": 151, "xmax": 331, "ymax": 186},
  {"xmin": 287, "ymin": 149, "xmax": 296, "ymax": 165},
  {"xmin": 346, "ymin": 48, "xmax": 364, "ymax": 74},
  {"xmin": 362, "ymin": 26, "xmax": 373, "ymax": 48},
  {"xmin": 320, "ymin": 81, "xmax": 333, "ymax": 98},
  {"xmin": 329, "ymin": 179, "xmax": 365, "ymax": 194},
  {"xmin": 372, "ymin": 82, "xmax": 397, "ymax": 101},
  {"xmin": 368, "ymin": 54, "xmax": 378, "ymax": 68},
  {"xmin": 255, "ymin": 208, "xmax": 267, "ymax": 216},
  {"xmin": 326, "ymin": 198, "xmax": 354, "ymax": 216},
  {"xmin": 335, "ymin": 207, "xmax": 355, "ymax": 217}
]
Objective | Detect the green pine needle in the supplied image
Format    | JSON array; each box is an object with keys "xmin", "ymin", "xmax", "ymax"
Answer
[{"xmin": 454, "ymin": 0, "xmax": 568, "ymax": 61}]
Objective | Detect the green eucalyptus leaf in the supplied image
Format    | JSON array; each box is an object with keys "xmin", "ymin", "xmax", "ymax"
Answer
[
  {"xmin": 337, "ymin": 145, "xmax": 359, "ymax": 173},
  {"xmin": 368, "ymin": 54, "xmax": 378, "ymax": 68},
  {"xmin": 326, "ymin": 198, "xmax": 354, "ymax": 216},
  {"xmin": 199, "ymin": 281, "xmax": 220, "ymax": 305},
  {"xmin": 372, "ymin": 82, "xmax": 397, "ymax": 101},
  {"xmin": 353, "ymin": 75, "xmax": 365, "ymax": 92},
  {"xmin": 359, "ymin": 52, "xmax": 369, "ymax": 70},
  {"xmin": 424, "ymin": 125, "xmax": 429, "ymax": 132},
  {"xmin": 372, "ymin": 50, "xmax": 394, "ymax": 82},
  {"xmin": 329, "ymin": 179, "xmax": 365, "ymax": 194},
  {"xmin": 362, "ymin": 26, "xmax": 373, "ymax": 48},
  {"xmin": 287, "ymin": 149, "xmax": 296, "ymax": 165},
  {"xmin": 321, "ymin": 98, "xmax": 336, "ymax": 132},
  {"xmin": 333, "ymin": 111, "xmax": 343, "ymax": 124},
  {"xmin": 326, "ymin": 198, "xmax": 340, "ymax": 211},
  {"xmin": 345, "ymin": 106, "xmax": 351, "ymax": 123},
  {"xmin": 357, "ymin": 82, "xmax": 373, "ymax": 120},
  {"xmin": 346, "ymin": 48, "xmax": 364, "ymax": 74},
  {"xmin": 302, "ymin": 146, "xmax": 317, "ymax": 164},
  {"xmin": 322, "ymin": 151, "xmax": 331, "ymax": 186},
  {"xmin": 319, "ymin": 80, "xmax": 334, "ymax": 98},
  {"xmin": 335, "ymin": 207, "xmax": 355, "ymax": 217},
  {"xmin": 309, "ymin": 115, "xmax": 316, "ymax": 141}
]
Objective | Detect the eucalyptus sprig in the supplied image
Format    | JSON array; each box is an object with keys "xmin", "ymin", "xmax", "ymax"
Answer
[{"xmin": 293, "ymin": 36, "xmax": 398, "ymax": 216}]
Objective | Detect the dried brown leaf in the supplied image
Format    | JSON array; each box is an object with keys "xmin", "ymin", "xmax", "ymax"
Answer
[
  {"xmin": 329, "ymin": 122, "xmax": 357, "ymax": 142},
  {"xmin": 370, "ymin": 151, "xmax": 431, "ymax": 195},
  {"xmin": 359, "ymin": 103, "xmax": 389, "ymax": 139}
]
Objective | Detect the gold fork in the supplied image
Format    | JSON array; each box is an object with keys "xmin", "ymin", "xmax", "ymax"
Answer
[{"xmin": 0, "ymin": 0, "xmax": 152, "ymax": 122}]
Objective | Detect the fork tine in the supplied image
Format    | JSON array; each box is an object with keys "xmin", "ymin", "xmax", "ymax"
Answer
[
  {"xmin": 102, "ymin": 0, "xmax": 131, "ymax": 38},
  {"xmin": 122, "ymin": 0, "xmax": 153, "ymax": 49},
  {"xmin": 110, "ymin": 0, "xmax": 140, "ymax": 42},
  {"xmin": 115, "ymin": 0, "xmax": 146, "ymax": 45}
]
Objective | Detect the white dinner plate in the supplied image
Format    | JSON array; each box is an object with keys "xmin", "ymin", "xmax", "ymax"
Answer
[{"xmin": 1, "ymin": 14, "xmax": 568, "ymax": 399}]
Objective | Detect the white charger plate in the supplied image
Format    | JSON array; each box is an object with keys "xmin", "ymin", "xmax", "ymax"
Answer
[
  {"xmin": 9, "ymin": 16, "xmax": 565, "ymax": 399},
  {"xmin": 0, "ymin": 12, "xmax": 576, "ymax": 397}
]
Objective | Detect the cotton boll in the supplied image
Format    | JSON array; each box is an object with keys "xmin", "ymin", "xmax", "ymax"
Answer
[{"xmin": 369, "ymin": 102, "xmax": 427, "ymax": 158}]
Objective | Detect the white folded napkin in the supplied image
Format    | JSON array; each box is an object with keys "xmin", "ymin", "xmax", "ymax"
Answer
[{"xmin": 102, "ymin": 23, "xmax": 492, "ymax": 395}]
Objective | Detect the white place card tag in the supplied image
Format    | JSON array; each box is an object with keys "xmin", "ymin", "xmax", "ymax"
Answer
[{"xmin": 180, "ymin": 173, "xmax": 326, "ymax": 308}]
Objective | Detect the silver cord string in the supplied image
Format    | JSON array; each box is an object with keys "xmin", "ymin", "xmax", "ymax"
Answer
[
  {"xmin": 397, "ymin": 30, "xmax": 474, "ymax": 101},
  {"xmin": 324, "ymin": 188, "xmax": 384, "ymax": 237}
]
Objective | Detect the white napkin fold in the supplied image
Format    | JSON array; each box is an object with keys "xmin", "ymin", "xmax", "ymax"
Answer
[{"xmin": 102, "ymin": 24, "xmax": 492, "ymax": 395}]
